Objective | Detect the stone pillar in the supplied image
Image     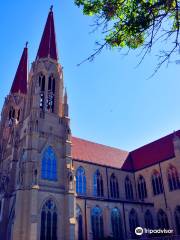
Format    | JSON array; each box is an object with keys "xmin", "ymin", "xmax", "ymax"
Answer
[
  {"xmin": 29, "ymin": 186, "xmax": 39, "ymax": 240},
  {"xmin": 86, "ymin": 204, "xmax": 93, "ymax": 240},
  {"xmin": 13, "ymin": 189, "xmax": 30, "ymax": 240},
  {"xmin": 104, "ymin": 205, "xmax": 111, "ymax": 237}
]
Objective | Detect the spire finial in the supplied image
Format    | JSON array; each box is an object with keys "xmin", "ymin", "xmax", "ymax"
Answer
[
  {"xmin": 64, "ymin": 88, "xmax": 68, "ymax": 104},
  {"xmin": 50, "ymin": 5, "xmax": 53, "ymax": 12},
  {"xmin": 25, "ymin": 41, "xmax": 28, "ymax": 48}
]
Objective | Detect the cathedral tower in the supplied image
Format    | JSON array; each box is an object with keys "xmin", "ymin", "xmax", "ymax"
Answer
[{"xmin": 0, "ymin": 7, "xmax": 75, "ymax": 240}]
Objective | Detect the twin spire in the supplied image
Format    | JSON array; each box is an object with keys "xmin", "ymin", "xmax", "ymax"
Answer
[
  {"xmin": 10, "ymin": 43, "xmax": 28, "ymax": 94},
  {"xmin": 11, "ymin": 6, "xmax": 58, "ymax": 94},
  {"xmin": 36, "ymin": 6, "xmax": 58, "ymax": 61}
]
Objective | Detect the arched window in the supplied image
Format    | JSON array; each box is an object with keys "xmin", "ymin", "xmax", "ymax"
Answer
[
  {"xmin": 9, "ymin": 107, "xmax": 15, "ymax": 120},
  {"xmin": 40, "ymin": 200, "xmax": 57, "ymax": 240},
  {"xmin": 152, "ymin": 170, "xmax": 163, "ymax": 195},
  {"xmin": 137, "ymin": 175, "xmax": 147, "ymax": 200},
  {"xmin": 39, "ymin": 74, "xmax": 45, "ymax": 110},
  {"xmin": 175, "ymin": 206, "xmax": 180, "ymax": 234},
  {"xmin": 129, "ymin": 209, "xmax": 139, "ymax": 239},
  {"xmin": 76, "ymin": 167, "xmax": 86, "ymax": 195},
  {"xmin": 91, "ymin": 206, "xmax": 104, "ymax": 240},
  {"xmin": 76, "ymin": 205, "xmax": 83, "ymax": 240},
  {"xmin": 111, "ymin": 208, "xmax": 124, "ymax": 240},
  {"xmin": 17, "ymin": 109, "xmax": 21, "ymax": 121},
  {"xmin": 93, "ymin": 170, "xmax": 104, "ymax": 197},
  {"xmin": 144, "ymin": 210, "xmax": 154, "ymax": 229},
  {"xmin": 47, "ymin": 75, "xmax": 55, "ymax": 113},
  {"xmin": 167, "ymin": 165, "xmax": 180, "ymax": 191},
  {"xmin": 125, "ymin": 176, "xmax": 134, "ymax": 200},
  {"xmin": 110, "ymin": 174, "xmax": 119, "ymax": 199},
  {"xmin": 157, "ymin": 209, "xmax": 169, "ymax": 229},
  {"xmin": 41, "ymin": 146, "xmax": 57, "ymax": 181}
]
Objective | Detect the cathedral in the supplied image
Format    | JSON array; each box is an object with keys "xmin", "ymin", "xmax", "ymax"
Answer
[{"xmin": 0, "ymin": 7, "xmax": 180, "ymax": 240}]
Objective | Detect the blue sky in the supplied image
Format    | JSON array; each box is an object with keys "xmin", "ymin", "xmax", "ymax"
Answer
[{"xmin": 1, "ymin": 0, "xmax": 180, "ymax": 151}]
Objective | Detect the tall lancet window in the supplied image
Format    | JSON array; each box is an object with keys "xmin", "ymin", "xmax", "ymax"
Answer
[
  {"xmin": 41, "ymin": 146, "xmax": 57, "ymax": 181},
  {"xmin": 93, "ymin": 170, "xmax": 104, "ymax": 197},
  {"xmin": 110, "ymin": 173, "xmax": 119, "ymax": 199},
  {"xmin": 76, "ymin": 167, "xmax": 86, "ymax": 195},
  {"xmin": 76, "ymin": 205, "xmax": 83, "ymax": 240},
  {"xmin": 40, "ymin": 200, "xmax": 57, "ymax": 240},
  {"xmin": 144, "ymin": 210, "xmax": 154, "ymax": 229},
  {"xmin": 157, "ymin": 209, "xmax": 169, "ymax": 229},
  {"xmin": 39, "ymin": 73, "xmax": 45, "ymax": 110},
  {"xmin": 91, "ymin": 206, "xmax": 104, "ymax": 240},
  {"xmin": 47, "ymin": 75, "xmax": 55, "ymax": 113},
  {"xmin": 111, "ymin": 208, "xmax": 124, "ymax": 240},
  {"xmin": 167, "ymin": 165, "xmax": 180, "ymax": 191},
  {"xmin": 129, "ymin": 209, "xmax": 139, "ymax": 239},
  {"xmin": 137, "ymin": 175, "xmax": 147, "ymax": 200},
  {"xmin": 125, "ymin": 176, "xmax": 134, "ymax": 200},
  {"xmin": 9, "ymin": 106, "xmax": 15, "ymax": 120},
  {"xmin": 152, "ymin": 170, "xmax": 163, "ymax": 195}
]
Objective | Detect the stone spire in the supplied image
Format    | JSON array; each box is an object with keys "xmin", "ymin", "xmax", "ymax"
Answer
[
  {"xmin": 36, "ymin": 6, "xmax": 58, "ymax": 60},
  {"xmin": 63, "ymin": 88, "xmax": 69, "ymax": 117},
  {"xmin": 10, "ymin": 43, "xmax": 28, "ymax": 94}
]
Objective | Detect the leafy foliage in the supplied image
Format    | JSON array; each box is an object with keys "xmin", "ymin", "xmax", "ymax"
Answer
[{"xmin": 75, "ymin": 0, "xmax": 180, "ymax": 71}]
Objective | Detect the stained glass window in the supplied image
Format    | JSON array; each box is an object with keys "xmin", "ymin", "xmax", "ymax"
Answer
[
  {"xmin": 125, "ymin": 176, "xmax": 134, "ymax": 200},
  {"xmin": 91, "ymin": 206, "xmax": 104, "ymax": 240},
  {"xmin": 111, "ymin": 208, "xmax": 124, "ymax": 240},
  {"xmin": 76, "ymin": 167, "xmax": 86, "ymax": 195},
  {"xmin": 152, "ymin": 170, "xmax": 163, "ymax": 195},
  {"xmin": 41, "ymin": 146, "xmax": 57, "ymax": 181},
  {"xmin": 129, "ymin": 209, "xmax": 139, "ymax": 239},
  {"xmin": 137, "ymin": 175, "xmax": 147, "ymax": 200},
  {"xmin": 93, "ymin": 170, "xmax": 104, "ymax": 197},
  {"xmin": 157, "ymin": 209, "xmax": 169, "ymax": 229},
  {"xmin": 76, "ymin": 205, "xmax": 83, "ymax": 240},
  {"xmin": 144, "ymin": 210, "xmax": 154, "ymax": 229},
  {"xmin": 167, "ymin": 165, "xmax": 180, "ymax": 191},
  {"xmin": 110, "ymin": 174, "xmax": 119, "ymax": 199},
  {"xmin": 40, "ymin": 199, "xmax": 57, "ymax": 240}
]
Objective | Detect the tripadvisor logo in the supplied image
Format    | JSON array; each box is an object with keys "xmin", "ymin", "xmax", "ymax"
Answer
[
  {"xmin": 135, "ymin": 227, "xmax": 143, "ymax": 235},
  {"xmin": 135, "ymin": 227, "xmax": 174, "ymax": 236}
]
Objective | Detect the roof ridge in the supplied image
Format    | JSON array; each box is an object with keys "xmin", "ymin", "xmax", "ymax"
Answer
[
  {"xmin": 130, "ymin": 130, "xmax": 180, "ymax": 153},
  {"xmin": 72, "ymin": 136, "xmax": 128, "ymax": 153}
]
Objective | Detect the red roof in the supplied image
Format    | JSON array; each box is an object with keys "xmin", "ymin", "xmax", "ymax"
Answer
[
  {"xmin": 10, "ymin": 45, "xmax": 28, "ymax": 94},
  {"xmin": 36, "ymin": 7, "xmax": 58, "ymax": 60},
  {"xmin": 122, "ymin": 131, "xmax": 179, "ymax": 171},
  {"xmin": 72, "ymin": 131, "xmax": 179, "ymax": 171},
  {"xmin": 71, "ymin": 136, "xmax": 128, "ymax": 168}
]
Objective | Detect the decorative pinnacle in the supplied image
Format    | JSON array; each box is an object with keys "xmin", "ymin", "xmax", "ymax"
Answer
[
  {"xmin": 25, "ymin": 41, "xmax": 28, "ymax": 48},
  {"xmin": 50, "ymin": 5, "xmax": 53, "ymax": 12}
]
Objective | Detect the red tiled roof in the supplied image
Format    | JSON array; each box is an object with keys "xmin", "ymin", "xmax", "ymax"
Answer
[
  {"xmin": 10, "ymin": 45, "xmax": 28, "ymax": 94},
  {"xmin": 36, "ymin": 8, "xmax": 58, "ymax": 60},
  {"xmin": 71, "ymin": 136, "xmax": 128, "ymax": 168},
  {"xmin": 72, "ymin": 131, "xmax": 179, "ymax": 171},
  {"xmin": 122, "ymin": 131, "xmax": 179, "ymax": 171}
]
